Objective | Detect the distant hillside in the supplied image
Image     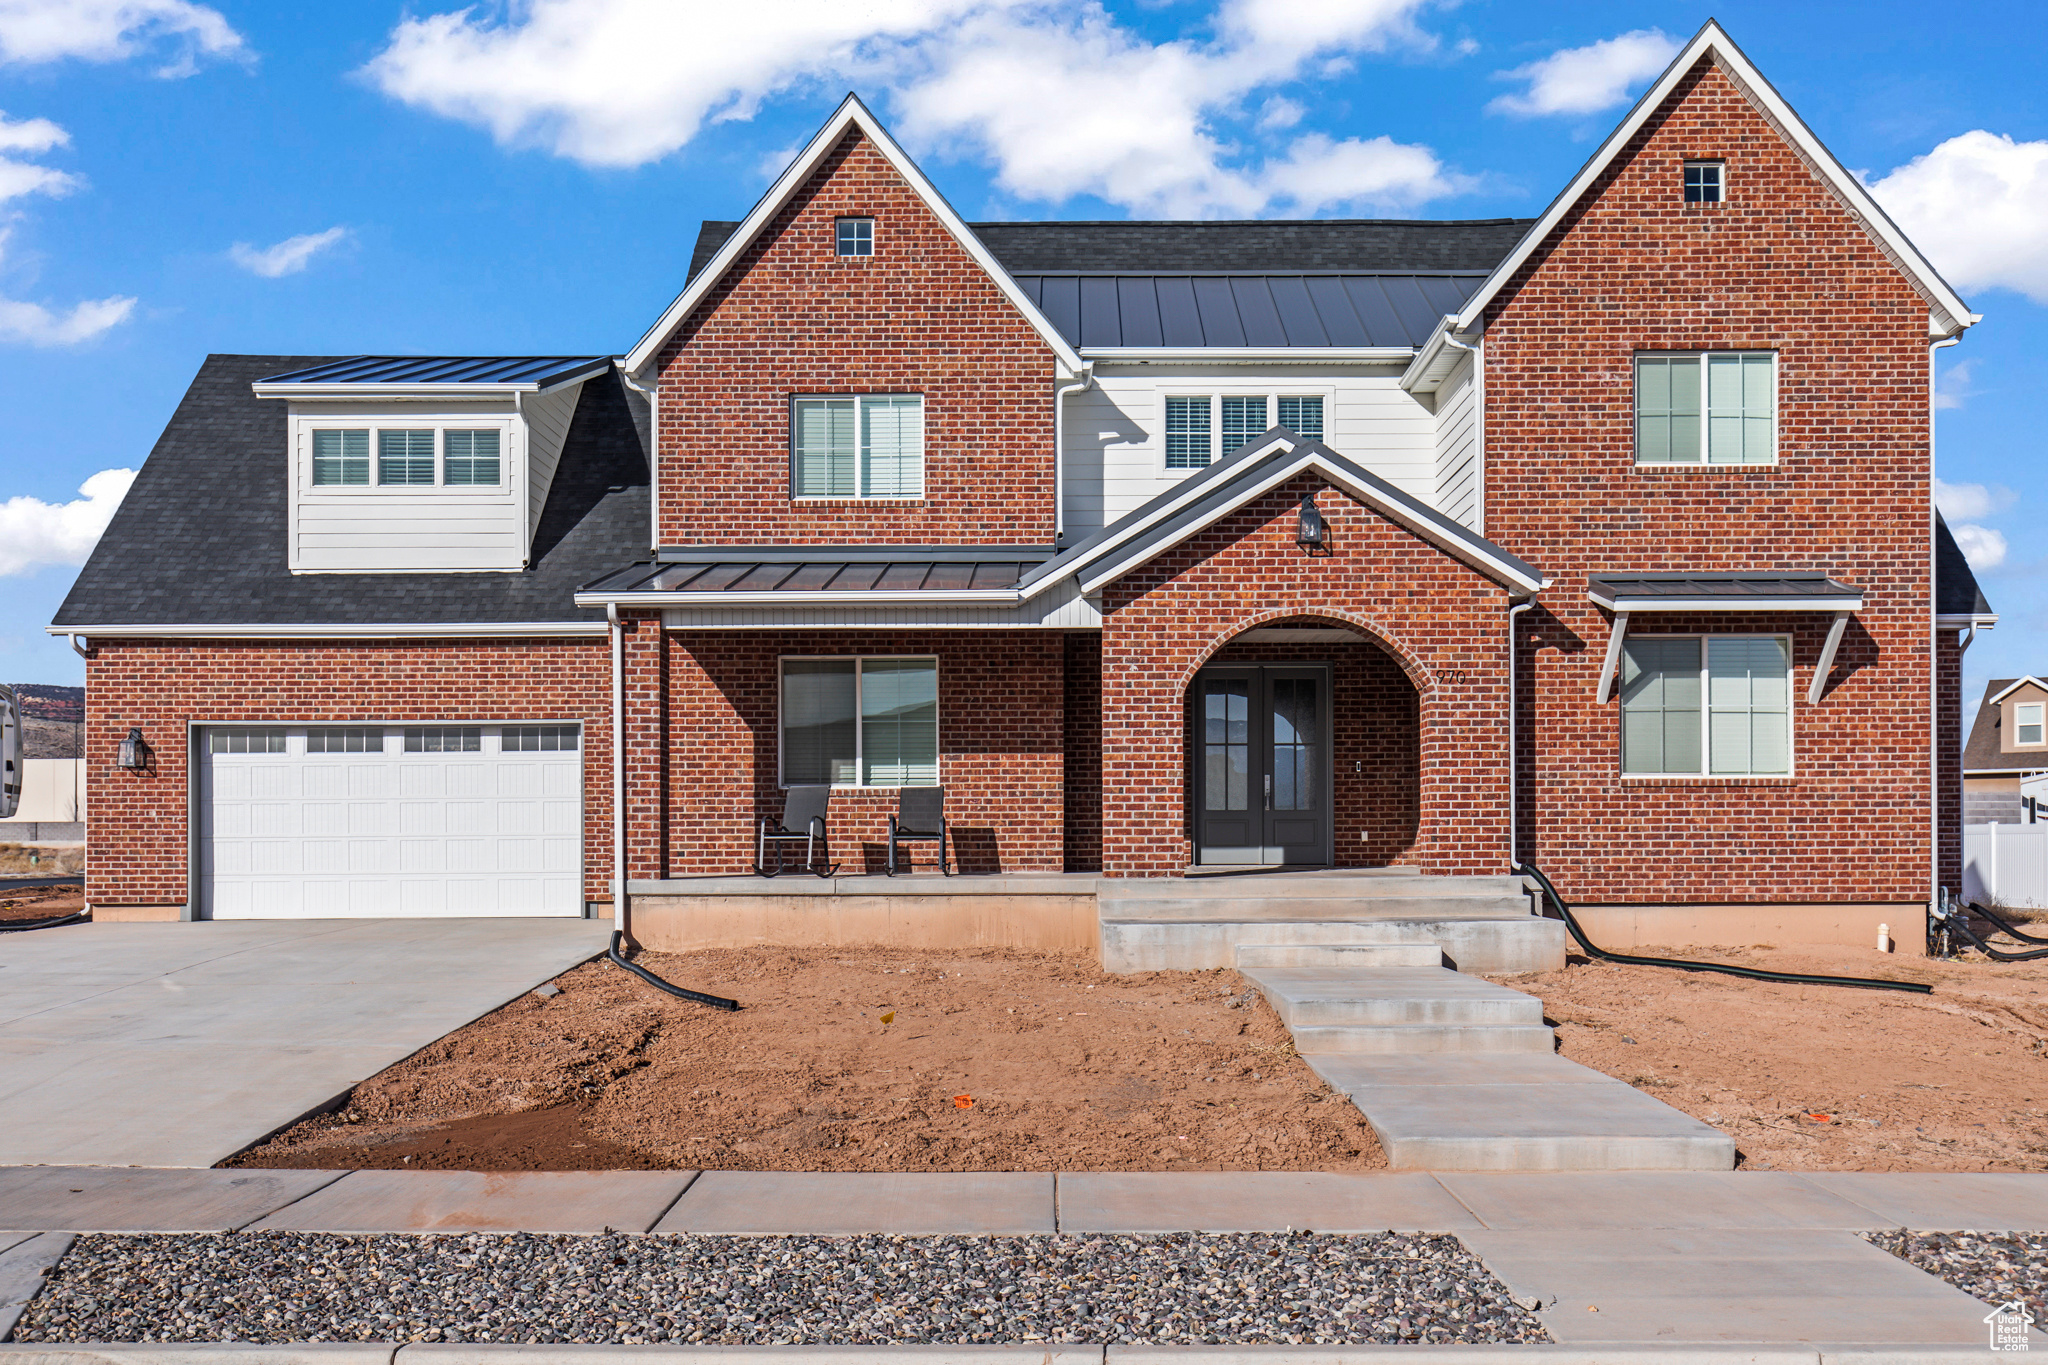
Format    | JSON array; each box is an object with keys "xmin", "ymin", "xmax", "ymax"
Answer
[{"xmin": 13, "ymin": 685, "xmax": 83, "ymax": 723}]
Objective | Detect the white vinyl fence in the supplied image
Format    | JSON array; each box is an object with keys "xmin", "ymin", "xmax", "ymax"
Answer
[{"xmin": 1963, "ymin": 822, "xmax": 2048, "ymax": 909}]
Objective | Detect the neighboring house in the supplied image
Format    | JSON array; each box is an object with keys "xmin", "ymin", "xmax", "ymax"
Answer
[
  {"xmin": 1964, "ymin": 678, "xmax": 2048, "ymax": 824},
  {"xmin": 52, "ymin": 22, "xmax": 1994, "ymax": 947},
  {"xmin": 0, "ymin": 684, "xmax": 86, "ymax": 843}
]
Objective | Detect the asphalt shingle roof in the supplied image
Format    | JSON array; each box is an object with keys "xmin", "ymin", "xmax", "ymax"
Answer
[
  {"xmin": 52, "ymin": 355, "xmax": 648, "ymax": 628},
  {"xmin": 1936, "ymin": 513, "xmax": 1993, "ymax": 617},
  {"xmin": 1964, "ymin": 678, "xmax": 2046, "ymax": 774}
]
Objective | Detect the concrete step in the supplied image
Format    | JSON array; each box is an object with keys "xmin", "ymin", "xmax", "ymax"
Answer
[
  {"xmin": 1123, "ymin": 874, "xmax": 1530, "ymax": 899},
  {"xmin": 1307, "ymin": 1053, "xmax": 1737, "ymax": 1172},
  {"xmin": 1235, "ymin": 942, "xmax": 1443, "ymax": 969},
  {"xmin": 1241, "ymin": 966, "xmax": 1547, "ymax": 1028},
  {"xmin": 1289, "ymin": 1022, "xmax": 1556, "ymax": 1054},
  {"xmin": 1100, "ymin": 916, "xmax": 1566, "ymax": 974},
  {"xmin": 1099, "ymin": 895, "xmax": 1534, "ymax": 922}
]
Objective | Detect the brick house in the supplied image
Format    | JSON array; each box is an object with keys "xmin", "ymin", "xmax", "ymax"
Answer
[
  {"xmin": 53, "ymin": 22, "xmax": 1992, "ymax": 950},
  {"xmin": 1963, "ymin": 678, "xmax": 2048, "ymax": 825}
]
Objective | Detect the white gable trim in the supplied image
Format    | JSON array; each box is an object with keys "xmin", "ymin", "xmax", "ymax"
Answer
[
  {"xmin": 1988, "ymin": 677, "xmax": 2048, "ymax": 706},
  {"xmin": 622, "ymin": 94, "xmax": 1084, "ymax": 377},
  {"xmin": 1451, "ymin": 21, "xmax": 1977, "ymax": 339}
]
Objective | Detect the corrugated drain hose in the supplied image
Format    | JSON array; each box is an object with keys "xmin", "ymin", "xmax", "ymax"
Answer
[
  {"xmin": 608, "ymin": 930, "xmax": 741, "ymax": 1011},
  {"xmin": 1951, "ymin": 903, "xmax": 2048, "ymax": 963},
  {"xmin": 1517, "ymin": 861, "xmax": 1932, "ymax": 995},
  {"xmin": 0, "ymin": 909, "xmax": 87, "ymax": 932},
  {"xmin": 1965, "ymin": 900, "xmax": 2048, "ymax": 947}
]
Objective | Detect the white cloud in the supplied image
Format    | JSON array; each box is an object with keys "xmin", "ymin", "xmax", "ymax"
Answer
[
  {"xmin": 229, "ymin": 226, "xmax": 349, "ymax": 279},
  {"xmin": 1487, "ymin": 28, "xmax": 1677, "ymax": 119},
  {"xmin": 1868, "ymin": 130, "xmax": 2048, "ymax": 305},
  {"xmin": 364, "ymin": 0, "xmax": 1465, "ymax": 218},
  {"xmin": 1933, "ymin": 357, "xmax": 1979, "ymax": 410},
  {"xmin": 1951, "ymin": 523, "xmax": 2008, "ymax": 571},
  {"xmin": 0, "ymin": 112, "xmax": 65, "ymax": 153},
  {"xmin": 1935, "ymin": 477, "xmax": 2015, "ymax": 522},
  {"xmin": 0, "ymin": 123, "xmax": 133, "ymax": 346},
  {"xmin": 0, "ymin": 112, "xmax": 78, "ymax": 206},
  {"xmin": 0, "ymin": 467, "xmax": 135, "ymax": 575},
  {"xmin": 0, "ymin": 290, "xmax": 134, "ymax": 345},
  {"xmin": 0, "ymin": 0, "xmax": 246, "ymax": 76}
]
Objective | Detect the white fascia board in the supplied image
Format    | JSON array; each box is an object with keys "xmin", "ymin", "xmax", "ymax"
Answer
[
  {"xmin": 1398, "ymin": 318, "xmax": 1479, "ymax": 394},
  {"xmin": 1451, "ymin": 21, "xmax": 1976, "ymax": 338},
  {"xmin": 251, "ymin": 365, "xmax": 611, "ymax": 402},
  {"xmin": 1587, "ymin": 590, "xmax": 1864, "ymax": 613},
  {"xmin": 1081, "ymin": 347, "xmax": 1414, "ymax": 365},
  {"xmin": 48, "ymin": 622, "xmax": 606, "ymax": 639},
  {"xmin": 1987, "ymin": 676, "xmax": 2046, "ymax": 706},
  {"xmin": 622, "ymin": 94, "xmax": 1084, "ymax": 378},
  {"xmin": 1936, "ymin": 612, "xmax": 1999, "ymax": 629},
  {"xmin": 573, "ymin": 589, "xmax": 1023, "ymax": 608},
  {"xmin": 1071, "ymin": 447, "xmax": 1542, "ymax": 596}
]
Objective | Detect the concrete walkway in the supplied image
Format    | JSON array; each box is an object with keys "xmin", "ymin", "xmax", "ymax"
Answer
[
  {"xmin": 2, "ymin": 1168, "xmax": 2045, "ymax": 1349},
  {"xmin": 0, "ymin": 920, "xmax": 611, "ymax": 1167}
]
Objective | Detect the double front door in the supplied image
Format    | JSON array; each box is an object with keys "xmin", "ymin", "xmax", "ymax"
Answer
[{"xmin": 1191, "ymin": 664, "xmax": 1332, "ymax": 865}]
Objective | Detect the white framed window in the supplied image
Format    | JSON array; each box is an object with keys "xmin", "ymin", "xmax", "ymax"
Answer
[
  {"xmin": 311, "ymin": 430, "xmax": 370, "ymax": 486},
  {"xmin": 1621, "ymin": 635, "xmax": 1791, "ymax": 776},
  {"xmin": 443, "ymin": 429, "xmax": 501, "ymax": 485},
  {"xmin": 1162, "ymin": 392, "xmax": 1326, "ymax": 471},
  {"xmin": 208, "ymin": 728, "xmax": 287, "ymax": 754},
  {"xmin": 780, "ymin": 656, "xmax": 938, "ymax": 788},
  {"xmin": 503, "ymin": 724, "xmax": 579, "ymax": 752},
  {"xmin": 379, "ymin": 429, "xmax": 436, "ymax": 485},
  {"xmin": 2016, "ymin": 703, "xmax": 2046, "ymax": 747},
  {"xmin": 792, "ymin": 395, "xmax": 923, "ymax": 499},
  {"xmin": 1635, "ymin": 352, "xmax": 1775, "ymax": 466},
  {"xmin": 304, "ymin": 422, "xmax": 510, "ymax": 490},
  {"xmin": 836, "ymin": 217, "xmax": 874, "ymax": 256},
  {"xmin": 1684, "ymin": 161, "xmax": 1725, "ymax": 203},
  {"xmin": 403, "ymin": 727, "xmax": 481, "ymax": 753},
  {"xmin": 306, "ymin": 727, "xmax": 382, "ymax": 754}
]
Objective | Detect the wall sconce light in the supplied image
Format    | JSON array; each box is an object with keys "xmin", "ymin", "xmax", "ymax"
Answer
[
  {"xmin": 1296, "ymin": 492, "xmax": 1328, "ymax": 554},
  {"xmin": 116, "ymin": 726, "xmax": 151, "ymax": 771}
]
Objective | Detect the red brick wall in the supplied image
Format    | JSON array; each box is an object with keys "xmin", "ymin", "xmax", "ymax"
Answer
[
  {"xmin": 1062, "ymin": 633, "xmax": 1102, "ymax": 873},
  {"xmin": 649, "ymin": 631, "xmax": 1065, "ymax": 876},
  {"xmin": 1099, "ymin": 474, "xmax": 1514, "ymax": 878},
  {"xmin": 1484, "ymin": 57, "xmax": 1938, "ymax": 906},
  {"xmin": 653, "ymin": 129, "xmax": 1058, "ymax": 546},
  {"xmin": 82, "ymin": 638, "xmax": 612, "ymax": 909},
  {"xmin": 1938, "ymin": 629, "xmax": 1962, "ymax": 894}
]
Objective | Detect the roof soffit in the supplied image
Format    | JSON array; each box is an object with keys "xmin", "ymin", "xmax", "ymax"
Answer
[
  {"xmin": 1451, "ymin": 21, "xmax": 1977, "ymax": 339},
  {"xmin": 623, "ymin": 95, "xmax": 1084, "ymax": 377}
]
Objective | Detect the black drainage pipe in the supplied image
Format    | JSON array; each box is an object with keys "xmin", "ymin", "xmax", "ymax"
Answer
[
  {"xmin": 1517, "ymin": 861, "xmax": 1933, "ymax": 995},
  {"xmin": 607, "ymin": 930, "xmax": 741, "ymax": 1011},
  {"xmin": 0, "ymin": 909, "xmax": 88, "ymax": 932},
  {"xmin": 1949, "ymin": 904, "xmax": 2048, "ymax": 963},
  {"xmin": 1965, "ymin": 900, "xmax": 2048, "ymax": 947}
]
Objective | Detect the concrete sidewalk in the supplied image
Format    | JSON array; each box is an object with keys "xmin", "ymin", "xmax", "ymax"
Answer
[
  {"xmin": 0, "ymin": 920, "xmax": 610, "ymax": 1167},
  {"xmin": 2, "ymin": 1168, "xmax": 2044, "ymax": 1350}
]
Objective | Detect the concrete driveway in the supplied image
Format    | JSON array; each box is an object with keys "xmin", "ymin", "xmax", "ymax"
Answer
[{"xmin": 0, "ymin": 919, "xmax": 611, "ymax": 1167}]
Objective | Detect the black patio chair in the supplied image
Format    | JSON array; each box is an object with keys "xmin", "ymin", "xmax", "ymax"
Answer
[
  {"xmin": 754, "ymin": 784, "xmax": 838, "ymax": 878},
  {"xmin": 887, "ymin": 786, "xmax": 951, "ymax": 876}
]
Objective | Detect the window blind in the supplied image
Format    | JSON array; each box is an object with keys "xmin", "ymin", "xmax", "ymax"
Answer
[
  {"xmin": 1165, "ymin": 396, "xmax": 1210, "ymax": 469},
  {"xmin": 1635, "ymin": 357, "xmax": 1702, "ymax": 464},
  {"xmin": 1277, "ymin": 395, "xmax": 1323, "ymax": 440},
  {"xmin": 378, "ymin": 429, "xmax": 436, "ymax": 485},
  {"xmin": 1221, "ymin": 396, "xmax": 1267, "ymax": 457},
  {"xmin": 793, "ymin": 398, "xmax": 858, "ymax": 498},
  {"xmin": 444, "ymin": 429, "xmax": 500, "ymax": 485},
  {"xmin": 1707, "ymin": 637, "xmax": 1789, "ymax": 774},
  {"xmin": 1707, "ymin": 354, "xmax": 1774, "ymax": 465},
  {"xmin": 311, "ymin": 429, "xmax": 369, "ymax": 486},
  {"xmin": 782, "ymin": 659, "xmax": 857, "ymax": 784},
  {"xmin": 861, "ymin": 395, "xmax": 924, "ymax": 497},
  {"xmin": 1620, "ymin": 637, "xmax": 1702, "ymax": 774},
  {"xmin": 860, "ymin": 658, "xmax": 938, "ymax": 787}
]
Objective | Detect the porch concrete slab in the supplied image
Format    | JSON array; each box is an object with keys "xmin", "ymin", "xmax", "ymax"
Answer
[
  {"xmin": 1435, "ymin": 1172, "xmax": 1893, "ymax": 1230},
  {"xmin": 1352, "ymin": 1080, "xmax": 1736, "ymax": 1171},
  {"xmin": 1461, "ymin": 1227, "xmax": 2026, "ymax": 1345},
  {"xmin": 0, "ymin": 920, "xmax": 610, "ymax": 1167},
  {"xmin": 1309, "ymin": 1054, "xmax": 1609, "ymax": 1089},
  {"xmin": 1790, "ymin": 1172, "xmax": 2048, "ymax": 1229},
  {"xmin": 0, "ymin": 1167, "xmax": 344, "ymax": 1232},
  {"xmin": 654, "ymin": 1171, "xmax": 1054, "ymax": 1235},
  {"xmin": 1056, "ymin": 1171, "xmax": 1482, "ymax": 1232},
  {"xmin": 247, "ymin": 1170, "xmax": 698, "ymax": 1234},
  {"xmin": 0, "ymin": 1231, "xmax": 73, "ymax": 1342}
]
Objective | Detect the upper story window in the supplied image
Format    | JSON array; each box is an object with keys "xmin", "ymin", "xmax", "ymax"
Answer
[
  {"xmin": 309, "ymin": 426, "xmax": 507, "ymax": 488},
  {"xmin": 1684, "ymin": 161, "xmax": 1724, "ymax": 203},
  {"xmin": 2016, "ymin": 702, "xmax": 2046, "ymax": 747},
  {"xmin": 1164, "ymin": 393, "xmax": 1325, "ymax": 471},
  {"xmin": 1635, "ymin": 352, "xmax": 1775, "ymax": 466},
  {"xmin": 836, "ymin": 217, "xmax": 874, "ymax": 256},
  {"xmin": 1621, "ymin": 635, "xmax": 1790, "ymax": 777},
  {"xmin": 792, "ymin": 394, "xmax": 923, "ymax": 499}
]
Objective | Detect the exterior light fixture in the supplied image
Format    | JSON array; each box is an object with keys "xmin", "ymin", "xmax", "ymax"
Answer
[
  {"xmin": 1296, "ymin": 492, "xmax": 1328, "ymax": 553},
  {"xmin": 116, "ymin": 726, "xmax": 150, "ymax": 771}
]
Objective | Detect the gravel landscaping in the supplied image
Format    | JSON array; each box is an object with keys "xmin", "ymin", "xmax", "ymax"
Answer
[
  {"xmin": 13, "ymin": 1230, "xmax": 1549, "ymax": 1346},
  {"xmin": 1865, "ymin": 1229, "xmax": 2048, "ymax": 1321}
]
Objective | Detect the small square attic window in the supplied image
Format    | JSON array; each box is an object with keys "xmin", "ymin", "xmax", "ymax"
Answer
[
  {"xmin": 836, "ymin": 217, "xmax": 874, "ymax": 256},
  {"xmin": 1684, "ymin": 161, "xmax": 1724, "ymax": 203}
]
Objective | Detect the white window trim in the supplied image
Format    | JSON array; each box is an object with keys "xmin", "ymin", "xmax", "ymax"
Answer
[
  {"xmin": 297, "ymin": 416, "xmax": 517, "ymax": 494},
  {"xmin": 1684, "ymin": 159, "xmax": 1727, "ymax": 204},
  {"xmin": 835, "ymin": 216, "xmax": 875, "ymax": 257},
  {"xmin": 777, "ymin": 654, "xmax": 939, "ymax": 789},
  {"xmin": 1633, "ymin": 351, "xmax": 1777, "ymax": 469},
  {"xmin": 788, "ymin": 393, "xmax": 926, "ymax": 501},
  {"xmin": 1155, "ymin": 387, "xmax": 1334, "ymax": 475},
  {"xmin": 2014, "ymin": 701, "xmax": 2047, "ymax": 748},
  {"xmin": 1618, "ymin": 632, "xmax": 1795, "ymax": 779}
]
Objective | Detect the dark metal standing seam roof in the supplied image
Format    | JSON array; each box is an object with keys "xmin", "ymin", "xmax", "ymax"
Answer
[
  {"xmin": 1013, "ymin": 273, "xmax": 1486, "ymax": 349},
  {"xmin": 581, "ymin": 559, "xmax": 1042, "ymax": 596},
  {"xmin": 1588, "ymin": 573, "xmax": 1863, "ymax": 607},
  {"xmin": 256, "ymin": 356, "xmax": 609, "ymax": 387}
]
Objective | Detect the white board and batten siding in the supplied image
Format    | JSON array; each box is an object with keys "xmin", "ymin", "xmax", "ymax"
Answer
[
  {"xmin": 1431, "ymin": 351, "xmax": 1481, "ymax": 530},
  {"xmin": 199, "ymin": 723, "xmax": 583, "ymax": 919},
  {"xmin": 1060, "ymin": 365, "xmax": 1481, "ymax": 538}
]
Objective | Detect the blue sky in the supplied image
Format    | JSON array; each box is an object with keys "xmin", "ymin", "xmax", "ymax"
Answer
[{"xmin": 0, "ymin": 0, "xmax": 2043, "ymax": 707}]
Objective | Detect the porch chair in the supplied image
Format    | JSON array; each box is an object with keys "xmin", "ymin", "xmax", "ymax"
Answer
[
  {"xmin": 754, "ymin": 784, "xmax": 839, "ymax": 878},
  {"xmin": 887, "ymin": 786, "xmax": 951, "ymax": 876}
]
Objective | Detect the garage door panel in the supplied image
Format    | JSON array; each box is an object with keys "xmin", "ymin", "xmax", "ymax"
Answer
[{"xmin": 202, "ymin": 724, "xmax": 582, "ymax": 919}]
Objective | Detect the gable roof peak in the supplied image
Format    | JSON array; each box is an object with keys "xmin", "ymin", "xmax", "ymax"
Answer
[{"xmin": 623, "ymin": 93, "xmax": 1083, "ymax": 377}]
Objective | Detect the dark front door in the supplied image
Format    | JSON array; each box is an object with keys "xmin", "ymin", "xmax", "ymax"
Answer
[{"xmin": 1192, "ymin": 664, "xmax": 1332, "ymax": 865}]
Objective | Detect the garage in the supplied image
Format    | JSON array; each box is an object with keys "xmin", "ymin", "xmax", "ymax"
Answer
[{"xmin": 198, "ymin": 723, "xmax": 583, "ymax": 918}]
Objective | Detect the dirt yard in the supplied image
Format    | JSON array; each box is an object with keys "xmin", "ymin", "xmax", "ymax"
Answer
[
  {"xmin": 1499, "ymin": 943, "xmax": 2048, "ymax": 1173},
  {"xmin": 227, "ymin": 946, "xmax": 1385, "ymax": 1172},
  {"xmin": 0, "ymin": 880, "xmax": 84, "ymax": 923},
  {"xmin": 0, "ymin": 843, "xmax": 84, "ymax": 877}
]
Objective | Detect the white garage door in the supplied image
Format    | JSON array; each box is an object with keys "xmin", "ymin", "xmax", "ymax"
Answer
[{"xmin": 199, "ymin": 724, "xmax": 583, "ymax": 918}]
